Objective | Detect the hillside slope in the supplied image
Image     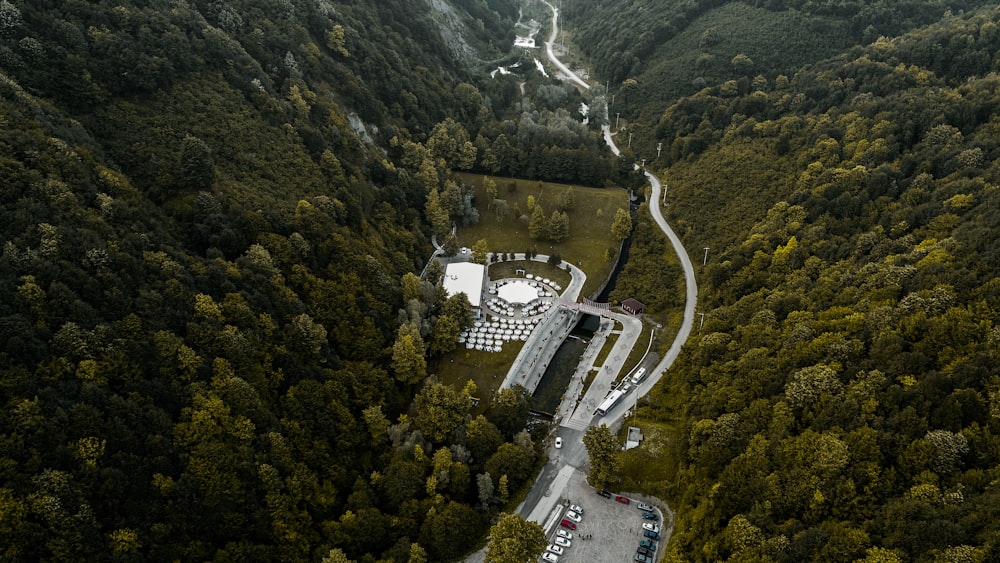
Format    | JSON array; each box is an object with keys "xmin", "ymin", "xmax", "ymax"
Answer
[
  {"xmin": 631, "ymin": 7, "xmax": 1000, "ymax": 562},
  {"xmin": 0, "ymin": 1, "xmax": 568, "ymax": 561}
]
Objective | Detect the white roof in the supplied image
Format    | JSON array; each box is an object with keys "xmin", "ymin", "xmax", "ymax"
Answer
[
  {"xmin": 443, "ymin": 262, "xmax": 485, "ymax": 308},
  {"xmin": 498, "ymin": 281, "xmax": 538, "ymax": 305}
]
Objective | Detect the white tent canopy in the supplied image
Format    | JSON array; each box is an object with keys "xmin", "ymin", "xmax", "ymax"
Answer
[
  {"xmin": 498, "ymin": 281, "xmax": 537, "ymax": 305},
  {"xmin": 443, "ymin": 262, "xmax": 486, "ymax": 307}
]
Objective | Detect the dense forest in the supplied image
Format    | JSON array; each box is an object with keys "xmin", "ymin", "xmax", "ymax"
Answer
[
  {"xmin": 621, "ymin": 4, "xmax": 1000, "ymax": 562},
  {"xmin": 6, "ymin": 0, "xmax": 1000, "ymax": 561},
  {"xmin": 0, "ymin": 0, "xmax": 624, "ymax": 560}
]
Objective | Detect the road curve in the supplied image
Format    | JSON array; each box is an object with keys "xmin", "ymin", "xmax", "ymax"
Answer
[
  {"xmin": 540, "ymin": 1, "xmax": 591, "ymax": 90},
  {"xmin": 601, "ymin": 125, "xmax": 698, "ymax": 424}
]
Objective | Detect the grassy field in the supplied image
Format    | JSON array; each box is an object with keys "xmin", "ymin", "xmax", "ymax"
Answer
[
  {"xmin": 455, "ymin": 172, "xmax": 628, "ymax": 299},
  {"xmin": 488, "ymin": 261, "xmax": 572, "ymax": 290},
  {"xmin": 430, "ymin": 342, "xmax": 524, "ymax": 414},
  {"xmin": 617, "ymin": 419, "xmax": 684, "ymax": 499}
]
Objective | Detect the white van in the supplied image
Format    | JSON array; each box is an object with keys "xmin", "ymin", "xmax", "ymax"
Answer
[{"xmin": 630, "ymin": 367, "xmax": 647, "ymax": 385}]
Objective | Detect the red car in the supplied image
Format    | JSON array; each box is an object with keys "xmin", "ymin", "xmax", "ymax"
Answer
[
  {"xmin": 615, "ymin": 495, "xmax": 630, "ymax": 505},
  {"xmin": 560, "ymin": 519, "xmax": 577, "ymax": 530}
]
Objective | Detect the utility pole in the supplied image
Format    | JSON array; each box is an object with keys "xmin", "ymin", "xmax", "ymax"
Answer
[
  {"xmin": 657, "ymin": 142, "xmax": 662, "ymax": 158},
  {"xmin": 615, "ymin": 112, "xmax": 620, "ymax": 130},
  {"xmin": 699, "ymin": 312, "xmax": 705, "ymax": 331},
  {"xmin": 641, "ymin": 158, "xmax": 646, "ymax": 167},
  {"xmin": 702, "ymin": 247, "xmax": 710, "ymax": 266},
  {"xmin": 628, "ymin": 132, "xmax": 632, "ymax": 148}
]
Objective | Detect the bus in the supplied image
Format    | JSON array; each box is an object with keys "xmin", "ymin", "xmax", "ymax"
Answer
[
  {"xmin": 630, "ymin": 367, "xmax": 647, "ymax": 386},
  {"xmin": 596, "ymin": 390, "xmax": 625, "ymax": 416}
]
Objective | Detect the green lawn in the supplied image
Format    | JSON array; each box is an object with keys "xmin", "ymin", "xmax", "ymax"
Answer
[
  {"xmin": 430, "ymin": 342, "xmax": 525, "ymax": 413},
  {"xmin": 488, "ymin": 260, "xmax": 572, "ymax": 290},
  {"xmin": 455, "ymin": 172, "xmax": 628, "ymax": 299}
]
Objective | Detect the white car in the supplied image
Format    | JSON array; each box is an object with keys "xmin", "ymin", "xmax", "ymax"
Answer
[
  {"xmin": 541, "ymin": 552, "xmax": 559, "ymax": 562},
  {"xmin": 546, "ymin": 544, "xmax": 564, "ymax": 555},
  {"xmin": 636, "ymin": 502, "xmax": 654, "ymax": 512},
  {"xmin": 565, "ymin": 510, "xmax": 582, "ymax": 523},
  {"xmin": 621, "ymin": 383, "xmax": 632, "ymax": 394},
  {"xmin": 642, "ymin": 522, "xmax": 660, "ymax": 533},
  {"xmin": 569, "ymin": 504, "xmax": 583, "ymax": 514},
  {"xmin": 556, "ymin": 529, "xmax": 573, "ymax": 540},
  {"xmin": 554, "ymin": 437, "xmax": 563, "ymax": 449},
  {"xmin": 554, "ymin": 536, "xmax": 571, "ymax": 548}
]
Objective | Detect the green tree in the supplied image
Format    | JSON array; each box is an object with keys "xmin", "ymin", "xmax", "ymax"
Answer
[
  {"xmin": 326, "ymin": 24, "xmax": 349, "ymax": 57},
  {"xmin": 392, "ymin": 323, "xmax": 427, "ymax": 384},
  {"xmin": 466, "ymin": 415, "xmax": 504, "ymax": 466},
  {"xmin": 429, "ymin": 314, "xmax": 461, "ymax": 356},
  {"xmin": 413, "ymin": 381, "xmax": 470, "ymax": 443},
  {"xmin": 548, "ymin": 210, "xmax": 569, "ymax": 242},
  {"xmin": 426, "ymin": 188, "xmax": 451, "ymax": 237},
  {"xmin": 583, "ymin": 424, "xmax": 620, "ymax": 490},
  {"xmin": 178, "ymin": 134, "xmax": 215, "ymax": 191},
  {"xmin": 529, "ymin": 205, "xmax": 547, "ymax": 239},
  {"xmin": 484, "ymin": 512, "xmax": 546, "ymax": 563},
  {"xmin": 471, "ymin": 239, "xmax": 490, "ymax": 264},
  {"xmin": 408, "ymin": 542, "xmax": 428, "ymax": 563},
  {"xmin": 611, "ymin": 208, "xmax": 632, "ymax": 240},
  {"xmin": 363, "ymin": 405, "xmax": 390, "ymax": 446},
  {"xmin": 486, "ymin": 387, "xmax": 530, "ymax": 439},
  {"xmin": 484, "ymin": 176, "xmax": 498, "ymax": 201}
]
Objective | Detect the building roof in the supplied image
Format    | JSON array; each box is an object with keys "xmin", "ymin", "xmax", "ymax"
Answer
[
  {"xmin": 622, "ymin": 298, "xmax": 646, "ymax": 312},
  {"xmin": 442, "ymin": 262, "xmax": 485, "ymax": 308}
]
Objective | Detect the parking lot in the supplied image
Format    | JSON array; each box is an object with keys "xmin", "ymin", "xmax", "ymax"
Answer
[{"xmin": 542, "ymin": 470, "xmax": 670, "ymax": 562}]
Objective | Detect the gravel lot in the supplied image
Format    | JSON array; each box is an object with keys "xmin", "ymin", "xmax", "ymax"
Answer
[{"xmin": 543, "ymin": 470, "xmax": 670, "ymax": 563}]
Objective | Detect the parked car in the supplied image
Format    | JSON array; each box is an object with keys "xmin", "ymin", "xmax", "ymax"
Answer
[
  {"xmin": 541, "ymin": 552, "xmax": 559, "ymax": 563},
  {"xmin": 616, "ymin": 495, "xmax": 630, "ymax": 505},
  {"xmin": 546, "ymin": 544, "xmax": 564, "ymax": 555},
  {"xmin": 564, "ymin": 510, "xmax": 582, "ymax": 523},
  {"xmin": 643, "ymin": 530, "xmax": 660, "ymax": 540},
  {"xmin": 634, "ymin": 554, "xmax": 652, "ymax": 563},
  {"xmin": 621, "ymin": 382, "xmax": 632, "ymax": 394},
  {"xmin": 554, "ymin": 437, "xmax": 562, "ymax": 449},
  {"xmin": 554, "ymin": 537, "xmax": 571, "ymax": 548},
  {"xmin": 636, "ymin": 502, "xmax": 654, "ymax": 511},
  {"xmin": 569, "ymin": 504, "xmax": 583, "ymax": 514},
  {"xmin": 642, "ymin": 523, "xmax": 659, "ymax": 533},
  {"xmin": 597, "ymin": 490, "xmax": 612, "ymax": 499},
  {"xmin": 637, "ymin": 546, "xmax": 654, "ymax": 558},
  {"xmin": 642, "ymin": 512, "xmax": 659, "ymax": 521},
  {"xmin": 560, "ymin": 519, "xmax": 576, "ymax": 530},
  {"xmin": 556, "ymin": 529, "xmax": 573, "ymax": 540},
  {"xmin": 639, "ymin": 539, "xmax": 657, "ymax": 550}
]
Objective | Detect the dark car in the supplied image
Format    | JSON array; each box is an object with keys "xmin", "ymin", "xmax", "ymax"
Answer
[
  {"xmin": 616, "ymin": 495, "xmax": 630, "ymax": 504},
  {"xmin": 642, "ymin": 512, "xmax": 659, "ymax": 521},
  {"xmin": 597, "ymin": 490, "xmax": 612, "ymax": 499},
  {"xmin": 640, "ymin": 539, "xmax": 657, "ymax": 550},
  {"xmin": 643, "ymin": 530, "xmax": 660, "ymax": 540},
  {"xmin": 560, "ymin": 519, "xmax": 577, "ymax": 530},
  {"xmin": 637, "ymin": 546, "xmax": 654, "ymax": 558}
]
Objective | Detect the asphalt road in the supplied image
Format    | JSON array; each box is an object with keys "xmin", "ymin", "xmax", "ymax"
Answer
[{"xmin": 464, "ymin": 5, "xmax": 697, "ymax": 561}]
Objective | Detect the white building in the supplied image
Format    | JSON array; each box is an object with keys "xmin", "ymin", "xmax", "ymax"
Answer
[{"xmin": 442, "ymin": 262, "xmax": 486, "ymax": 314}]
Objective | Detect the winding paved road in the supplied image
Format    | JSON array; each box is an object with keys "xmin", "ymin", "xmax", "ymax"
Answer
[
  {"xmin": 601, "ymin": 126, "xmax": 698, "ymax": 424},
  {"xmin": 465, "ymin": 5, "xmax": 697, "ymax": 560},
  {"xmin": 540, "ymin": 1, "xmax": 590, "ymax": 90}
]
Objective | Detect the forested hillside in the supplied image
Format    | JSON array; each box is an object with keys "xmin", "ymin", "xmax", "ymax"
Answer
[
  {"xmin": 0, "ymin": 0, "xmax": 586, "ymax": 561},
  {"xmin": 633, "ymin": 6, "xmax": 1000, "ymax": 561},
  {"xmin": 565, "ymin": 0, "xmax": 997, "ymax": 130}
]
